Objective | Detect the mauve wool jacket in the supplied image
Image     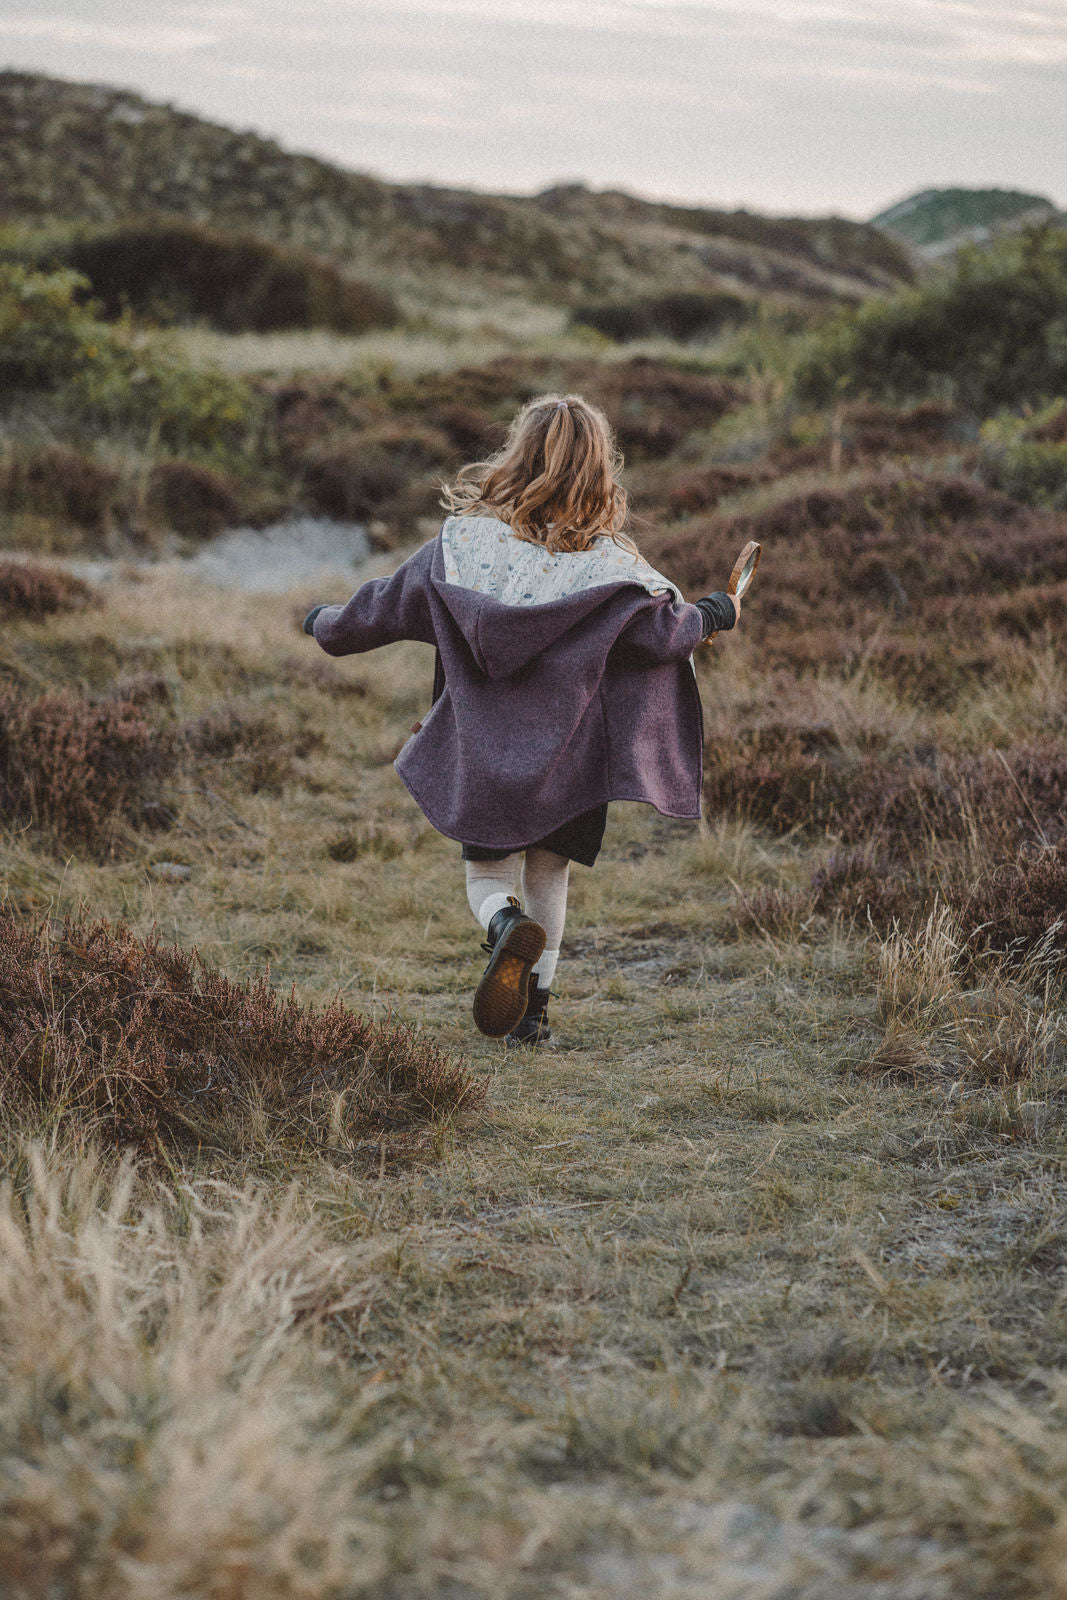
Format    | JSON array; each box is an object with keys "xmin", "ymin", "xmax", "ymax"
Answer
[{"xmin": 311, "ymin": 532, "xmax": 706, "ymax": 850}]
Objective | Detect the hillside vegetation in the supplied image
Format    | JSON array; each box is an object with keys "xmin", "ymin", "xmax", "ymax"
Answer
[
  {"xmin": 797, "ymin": 228, "xmax": 1067, "ymax": 413},
  {"xmin": 1, "ymin": 72, "xmax": 1067, "ymax": 1598},
  {"xmin": 0, "ymin": 71, "xmax": 913, "ymax": 307},
  {"xmin": 873, "ymin": 185, "xmax": 1063, "ymax": 255}
]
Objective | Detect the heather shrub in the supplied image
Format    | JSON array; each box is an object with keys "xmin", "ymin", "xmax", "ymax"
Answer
[
  {"xmin": 0, "ymin": 441, "xmax": 119, "ymax": 531},
  {"xmin": 795, "ymin": 228, "xmax": 1067, "ymax": 411},
  {"xmin": 0, "ymin": 558, "xmax": 98, "ymax": 620},
  {"xmin": 301, "ymin": 441, "xmax": 406, "ymax": 519},
  {"xmin": 393, "ymin": 355, "xmax": 742, "ymax": 453},
  {"xmin": 809, "ymin": 848, "xmax": 923, "ymax": 927},
  {"xmin": 650, "ymin": 477, "xmax": 1064, "ymax": 638},
  {"xmin": 589, "ymin": 356, "xmax": 742, "ymax": 440},
  {"xmin": 571, "ymin": 290, "xmax": 750, "ymax": 343},
  {"xmin": 0, "ymin": 687, "xmax": 175, "ymax": 854},
  {"xmin": 665, "ymin": 464, "xmax": 765, "ymax": 516},
  {"xmin": 839, "ymin": 399, "xmax": 964, "ymax": 454},
  {"xmin": 184, "ymin": 704, "xmax": 324, "ymax": 793},
  {"xmin": 147, "ymin": 458, "xmax": 242, "ymax": 537},
  {"xmin": 953, "ymin": 840, "xmax": 1067, "ymax": 962},
  {"xmin": 704, "ymin": 729, "xmax": 1067, "ymax": 852},
  {"xmin": 0, "ymin": 909, "xmax": 486, "ymax": 1151},
  {"xmin": 426, "ymin": 402, "xmax": 500, "ymax": 455},
  {"xmin": 57, "ymin": 221, "xmax": 399, "ymax": 334}
]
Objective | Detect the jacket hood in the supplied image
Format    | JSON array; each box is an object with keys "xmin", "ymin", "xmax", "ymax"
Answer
[
  {"xmin": 431, "ymin": 521, "xmax": 681, "ymax": 679},
  {"xmin": 432, "ymin": 573, "xmax": 637, "ymax": 679}
]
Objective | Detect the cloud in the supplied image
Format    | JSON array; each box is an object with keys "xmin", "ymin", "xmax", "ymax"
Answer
[
  {"xmin": 0, "ymin": 17, "xmax": 224, "ymax": 52},
  {"xmin": 1, "ymin": 0, "xmax": 1064, "ymax": 213}
]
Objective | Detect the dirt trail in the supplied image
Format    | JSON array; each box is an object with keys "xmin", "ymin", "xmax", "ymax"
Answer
[{"xmin": 58, "ymin": 515, "xmax": 375, "ymax": 594}]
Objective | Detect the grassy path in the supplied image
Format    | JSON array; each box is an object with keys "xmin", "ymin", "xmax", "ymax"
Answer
[{"xmin": 2, "ymin": 580, "xmax": 1064, "ymax": 1597}]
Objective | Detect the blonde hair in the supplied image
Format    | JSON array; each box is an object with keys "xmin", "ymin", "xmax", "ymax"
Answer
[{"xmin": 440, "ymin": 393, "xmax": 634, "ymax": 554}]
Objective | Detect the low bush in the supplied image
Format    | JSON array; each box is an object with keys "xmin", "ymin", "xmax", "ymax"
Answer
[
  {"xmin": 0, "ymin": 687, "xmax": 176, "ymax": 855},
  {"xmin": 0, "ymin": 262, "xmax": 261, "ymax": 462},
  {"xmin": 426, "ymin": 402, "xmax": 500, "ymax": 455},
  {"xmin": 301, "ymin": 442, "xmax": 407, "ymax": 520},
  {"xmin": 794, "ymin": 227, "xmax": 1067, "ymax": 412},
  {"xmin": 0, "ymin": 442, "xmax": 119, "ymax": 531},
  {"xmin": 59, "ymin": 221, "xmax": 400, "ymax": 334},
  {"xmin": 649, "ymin": 476, "xmax": 1066, "ymax": 634},
  {"xmin": 0, "ymin": 559, "xmax": 98, "ymax": 620},
  {"xmin": 981, "ymin": 402, "xmax": 1067, "ymax": 510},
  {"xmin": 184, "ymin": 704, "xmax": 324, "ymax": 793},
  {"xmin": 953, "ymin": 840, "xmax": 1067, "ymax": 962},
  {"xmin": 704, "ymin": 727, "xmax": 1067, "ymax": 852},
  {"xmin": 392, "ymin": 355, "xmax": 743, "ymax": 456},
  {"xmin": 665, "ymin": 464, "xmax": 766, "ymax": 516},
  {"xmin": 809, "ymin": 848, "xmax": 923, "ymax": 926},
  {"xmin": 589, "ymin": 356, "xmax": 743, "ymax": 442},
  {"xmin": 0, "ymin": 908, "xmax": 486, "ymax": 1151},
  {"xmin": 147, "ymin": 459, "xmax": 242, "ymax": 537},
  {"xmin": 571, "ymin": 290, "xmax": 750, "ymax": 343}
]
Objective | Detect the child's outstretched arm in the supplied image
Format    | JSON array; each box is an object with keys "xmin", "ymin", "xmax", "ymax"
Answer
[
  {"xmin": 618, "ymin": 590, "xmax": 737, "ymax": 663},
  {"xmin": 304, "ymin": 541, "xmax": 436, "ymax": 656}
]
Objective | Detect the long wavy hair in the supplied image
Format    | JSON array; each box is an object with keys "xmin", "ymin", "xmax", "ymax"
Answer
[{"xmin": 440, "ymin": 393, "xmax": 634, "ymax": 554}]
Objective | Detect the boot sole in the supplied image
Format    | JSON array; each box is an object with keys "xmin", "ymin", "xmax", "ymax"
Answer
[{"xmin": 473, "ymin": 919, "xmax": 546, "ymax": 1038}]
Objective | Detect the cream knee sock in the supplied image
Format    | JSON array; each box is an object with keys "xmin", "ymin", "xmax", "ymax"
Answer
[
  {"xmin": 465, "ymin": 855, "xmax": 522, "ymax": 931},
  {"xmin": 522, "ymin": 847, "xmax": 569, "ymax": 988}
]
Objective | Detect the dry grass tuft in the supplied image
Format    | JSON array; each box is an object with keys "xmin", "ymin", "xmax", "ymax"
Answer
[
  {"xmin": 877, "ymin": 904, "xmax": 962, "ymax": 1029},
  {"xmin": 0, "ymin": 1145, "xmax": 390, "ymax": 1598}
]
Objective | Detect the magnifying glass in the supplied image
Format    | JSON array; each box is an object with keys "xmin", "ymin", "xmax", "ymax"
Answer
[
  {"xmin": 729, "ymin": 540, "xmax": 762, "ymax": 599},
  {"xmin": 703, "ymin": 540, "xmax": 762, "ymax": 643}
]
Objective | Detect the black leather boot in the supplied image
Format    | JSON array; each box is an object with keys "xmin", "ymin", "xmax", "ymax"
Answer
[
  {"xmin": 472, "ymin": 898, "xmax": 546, "ymax": 1038},
  {"xmin": 507, "ymin": 985, "xmax": 554, "ymax": 1048}
]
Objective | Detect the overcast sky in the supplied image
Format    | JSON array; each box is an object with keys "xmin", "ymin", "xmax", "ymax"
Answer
[{"xmin": 2, "ymin": 0, "xmax": 1065, "ymax": 217}]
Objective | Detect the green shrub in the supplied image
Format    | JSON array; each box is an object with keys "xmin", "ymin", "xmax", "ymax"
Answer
[
  {"xmin": 0, "ymin": 262, "xmax": 261, "ymax": 462},
  {"xmin": 794, "ymin": 228, "xmax": 1067, "ymax": 413},
  {"xmin": 58, "ymin": 221, "xmax": 399, "ymax": 334},
  {"xmin": 981, "ymin": 402, "xmax": 1067, "ymax": 509}
]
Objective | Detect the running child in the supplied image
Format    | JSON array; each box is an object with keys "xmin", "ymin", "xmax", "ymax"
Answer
[{"xmin": 304, "ymin": 394, "xmax": 739, "ymax": 1046}]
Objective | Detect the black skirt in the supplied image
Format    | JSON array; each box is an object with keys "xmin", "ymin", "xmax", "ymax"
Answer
[{"xmin": 460, "ymin": 804, "xmax": 608, "ymax": 869}]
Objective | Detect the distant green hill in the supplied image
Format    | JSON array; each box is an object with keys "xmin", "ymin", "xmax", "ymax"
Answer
[
  {"xmin": 872, "ymin": 187, "xmax": 1061, "ymax": 255},
  {"xmin": 0, "ymin": 70, "xmax": 913, "ymax": 306}
]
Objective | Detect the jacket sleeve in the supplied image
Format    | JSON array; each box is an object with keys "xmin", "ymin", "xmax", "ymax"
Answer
[
  {"xmin": 614, "ymin": 594, "xmax": 705, "ymax": 663},
  {"xmin": 311, "ymin": 540, "xmax": 436, "ymax": 656}
]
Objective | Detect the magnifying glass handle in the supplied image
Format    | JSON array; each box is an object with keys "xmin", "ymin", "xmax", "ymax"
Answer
[{"xmin": 702, "ymin": 541, "xmax": 760, "ymax": 645}]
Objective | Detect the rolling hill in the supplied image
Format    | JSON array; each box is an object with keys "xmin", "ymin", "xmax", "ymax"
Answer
[
  {"xmin": 872, "ymin": 186, "xmax": 1064, "ymax": 259},
  {"xmin": 0, "ymin": 69, "xmax": 913, "ymax": 307}
]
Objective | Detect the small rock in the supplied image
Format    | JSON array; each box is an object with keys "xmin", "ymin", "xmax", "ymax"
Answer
[{"xmin": 150, "ymin": 862, "xmax": 192, "ymax": 882}]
